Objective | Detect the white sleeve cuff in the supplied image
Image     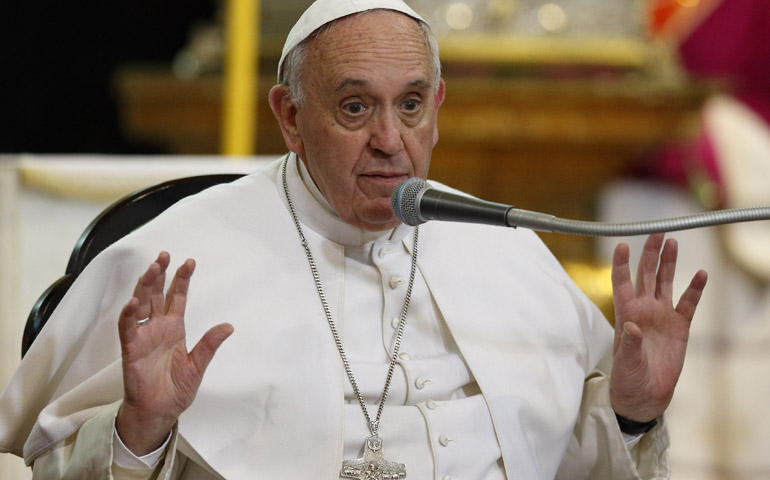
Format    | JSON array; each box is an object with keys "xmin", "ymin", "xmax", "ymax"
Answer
[
  {"xmin": 622, "ymin": 431, "xmax": 644, "ymax": 448},
  {"xmin": 113, "ymin": 426, "xmax": 172, "ymax": 469}
]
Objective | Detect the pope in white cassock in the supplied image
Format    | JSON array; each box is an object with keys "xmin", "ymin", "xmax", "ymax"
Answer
[{"xmin": 0, "ymin": 0, "xmax": 708, "ymax": 478}]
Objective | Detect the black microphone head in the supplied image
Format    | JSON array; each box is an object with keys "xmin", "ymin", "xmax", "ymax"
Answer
[{"xmin": 391, "ymin": 177, "xmax": 428, "ymax": 226}]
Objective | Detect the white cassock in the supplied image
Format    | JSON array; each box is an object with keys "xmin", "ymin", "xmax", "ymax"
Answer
[{"xmin": 0, "ymin": 155, "xmax": 669, "ymax": 479}]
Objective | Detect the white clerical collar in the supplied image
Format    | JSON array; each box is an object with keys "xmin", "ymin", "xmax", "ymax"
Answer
[{"xmin": 285, "ymin": 153, "xmax": 412, "ymax": 247}]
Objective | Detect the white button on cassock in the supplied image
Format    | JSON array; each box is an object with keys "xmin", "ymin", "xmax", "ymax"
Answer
[
  {"xmin": 438, "ymin": 435, "xmax": 454, "ymax": 447},
  {"xmin": 415, "ymin": 378, "xmax": 431, "ymax": 389},
  {"xmin": 389, "ymin": 277, "xmax": 404, "ymax": 289}
]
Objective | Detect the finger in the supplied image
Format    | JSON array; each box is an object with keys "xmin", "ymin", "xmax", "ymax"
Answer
[
  {"xmin": 636, "ymin": 234, "xmax": 665, "ymax": 297},
  {"xmin": 165, "ymin": 259, "xmax": 196, "ymax": 317},
  {"xmin": 189, "ymin": 323, "xmax": 235, "ymax": 376},
  {"xmin": 150, "ymin": 257, "xmax": 169, "ymax": 319},
  {"xmin": 675, "ymin": 269, "xmax": 708, "ymax": 321},
  {"xmin": 655, "ymin": 238, "xmax": 678, "ymax": 302},
  {"xmin": 611, "ymin": 242, "xmax": 635, "ymax": 307},
  {"xmin": 132, "ymin": 252, "xmax": 170, "ymax": 319},
  {"xmin": 156, "ymin": 251, "xmax": 171, "ymax": 271},
  {"xmin": 118, "ymin": 297, "xmax": 141, "ymax": 349},
  {"xmin": 131, "ymin": 264, "xmax": 159, "ymax": 319}
]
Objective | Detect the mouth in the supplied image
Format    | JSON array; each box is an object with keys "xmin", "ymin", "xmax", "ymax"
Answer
[{"xmin": 359, "ymin": 173, "xmax": 410, "ymax": 189}]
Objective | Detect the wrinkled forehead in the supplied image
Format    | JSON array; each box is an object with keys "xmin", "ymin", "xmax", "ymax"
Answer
[
  {"xmin": 306, "ymin": 11, "xmax": 431, "ymax": 79},
  {"xmin": 278, "ymin": 0, "xmax": 425, "ymax": 80}
]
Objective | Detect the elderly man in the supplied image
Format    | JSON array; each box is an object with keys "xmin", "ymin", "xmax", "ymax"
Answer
[{"xmin": 0, "ymin": 0, "xmax": 707, "ymax": 478}]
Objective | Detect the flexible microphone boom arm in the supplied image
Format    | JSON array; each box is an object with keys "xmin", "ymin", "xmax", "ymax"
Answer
[
  {"xmin": 392, "ymin": 177, "xmax": 770, "ymax": 237},
  {"xmin": 507, "ymin": 205, "xmax": 770, "ymax": 237}
]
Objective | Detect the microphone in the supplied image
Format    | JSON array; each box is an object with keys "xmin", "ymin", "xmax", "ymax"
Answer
[
  {"xmin": 391, "ymin": 177, "xmax": 770, "ymax": 237},
  {"xmin": 391, "ymin": 177, "xmax": 513, "ymax": 227}
]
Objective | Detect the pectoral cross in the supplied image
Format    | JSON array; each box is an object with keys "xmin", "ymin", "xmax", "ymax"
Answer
[{"xmin": 341, "ymin": 436, "xmax": 406, "ymax": 480}]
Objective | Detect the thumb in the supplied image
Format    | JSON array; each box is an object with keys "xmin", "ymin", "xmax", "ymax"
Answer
[
  {"xmin": 189, "ymin": 323, "xmax": 235, "ymax": 375},
  {"xmin": 616, "ymin": 321, "xmax": 644, "ymax": 365}
]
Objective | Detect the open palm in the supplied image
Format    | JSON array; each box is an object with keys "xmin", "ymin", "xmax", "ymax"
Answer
[
  {"xmin": 116, "ymin": 252, "xmax": 233, "ymax": 455},
  {"xmin": 609, "ymin": 234, "xmax": 708, "ymax": 422}
]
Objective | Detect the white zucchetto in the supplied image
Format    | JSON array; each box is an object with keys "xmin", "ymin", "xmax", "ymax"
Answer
[{"xmin": 278, "ymin": 0, "xmax": 425, "ymax": 80}]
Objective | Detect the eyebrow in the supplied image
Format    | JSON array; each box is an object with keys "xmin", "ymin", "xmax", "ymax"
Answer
[
  {"xmin": 335, "ymin": 78, "xmax": 367, "ymax": 92},
  {"xmin": 407, "ymin": 79, "xmax": 432, "ymax": 91},
  {"xmin": 335, "ymin": 78, "xmax": 432, "ymax": 92}
]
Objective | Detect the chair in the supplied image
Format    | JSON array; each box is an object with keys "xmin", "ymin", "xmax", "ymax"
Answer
[{"xmin": 22, "ymin": 174, "xmax": 244, "ymax": 357}]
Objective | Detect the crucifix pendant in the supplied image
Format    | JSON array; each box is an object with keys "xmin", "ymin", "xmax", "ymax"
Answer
[{"xmin": 341, "ymin": 436, "xmax": 406, "ymax": 480}]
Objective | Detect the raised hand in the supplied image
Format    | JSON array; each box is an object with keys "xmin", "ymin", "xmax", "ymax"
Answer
[
  {"xmin": 609, "ymin": 234, "xmax": 708, "ymax": 423},
  {"xmin": 116, "ymin": 252, "xmax": 234, "ymax": 455}
]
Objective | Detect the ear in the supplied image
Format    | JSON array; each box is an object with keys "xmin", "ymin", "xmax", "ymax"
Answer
[
  {"xmin": 268, "ymin": 85, "xmax": 304, "ymax": 157},
  {"xmin": 432, "ymin": 79, "xmax": 446, "ymax": 147}
]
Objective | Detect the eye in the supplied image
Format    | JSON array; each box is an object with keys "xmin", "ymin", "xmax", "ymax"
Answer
[
  {"xmin": 342, "ymin": 101, "xmax": 366, "ymax": 115},
  {"xmin": 401, "ymin": 98, "xmax": 421, "ymax": 112}
]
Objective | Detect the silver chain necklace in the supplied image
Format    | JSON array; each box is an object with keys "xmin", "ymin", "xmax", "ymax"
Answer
[{"xmin": 282, "ymin": 159, "xmax": 418, "ymax": 480}]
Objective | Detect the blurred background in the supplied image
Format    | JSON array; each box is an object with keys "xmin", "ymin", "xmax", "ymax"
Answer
[{"xmin": 2, "ymin": 0, "xmax": 770, "ymax": 478}]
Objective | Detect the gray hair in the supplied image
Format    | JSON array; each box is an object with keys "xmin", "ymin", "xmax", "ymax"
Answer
[{"xmin": 278, "ymin": 11, "xmax": 441, "ymax": 106}]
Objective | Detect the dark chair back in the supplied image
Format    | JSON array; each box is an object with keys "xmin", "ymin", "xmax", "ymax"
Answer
[{"xmin": 22, "ymin": 174, "xmax": 244, "ymax": 357}]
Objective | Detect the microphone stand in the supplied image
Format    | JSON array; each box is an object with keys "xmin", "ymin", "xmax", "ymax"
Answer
[
  {"xmin": 507, "ymin": 205, "xmax": 770, "ymax": 237},
  {"xmin": 392, "ymin": 176, "xmax": 770, "ymax": 236}
]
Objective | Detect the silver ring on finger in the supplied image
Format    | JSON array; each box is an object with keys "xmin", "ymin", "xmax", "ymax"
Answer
[{"xmin": 135, "ymin": 317, "xmax": 150, "ymax": 326}]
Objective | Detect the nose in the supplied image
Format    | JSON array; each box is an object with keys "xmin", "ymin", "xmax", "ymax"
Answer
[{"xmin": 368, "ymin": 108, "xmax": 404, "ymax": 157}]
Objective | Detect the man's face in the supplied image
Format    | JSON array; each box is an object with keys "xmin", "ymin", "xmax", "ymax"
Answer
[{"xmin": 276, "ymin": 11, "xmax": 445, "ymax": 231}]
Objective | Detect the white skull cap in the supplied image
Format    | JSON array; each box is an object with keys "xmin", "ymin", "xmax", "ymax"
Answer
[{"xmin": 278, "ymin": 0, "xmax": 425, "ymax": 81}]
